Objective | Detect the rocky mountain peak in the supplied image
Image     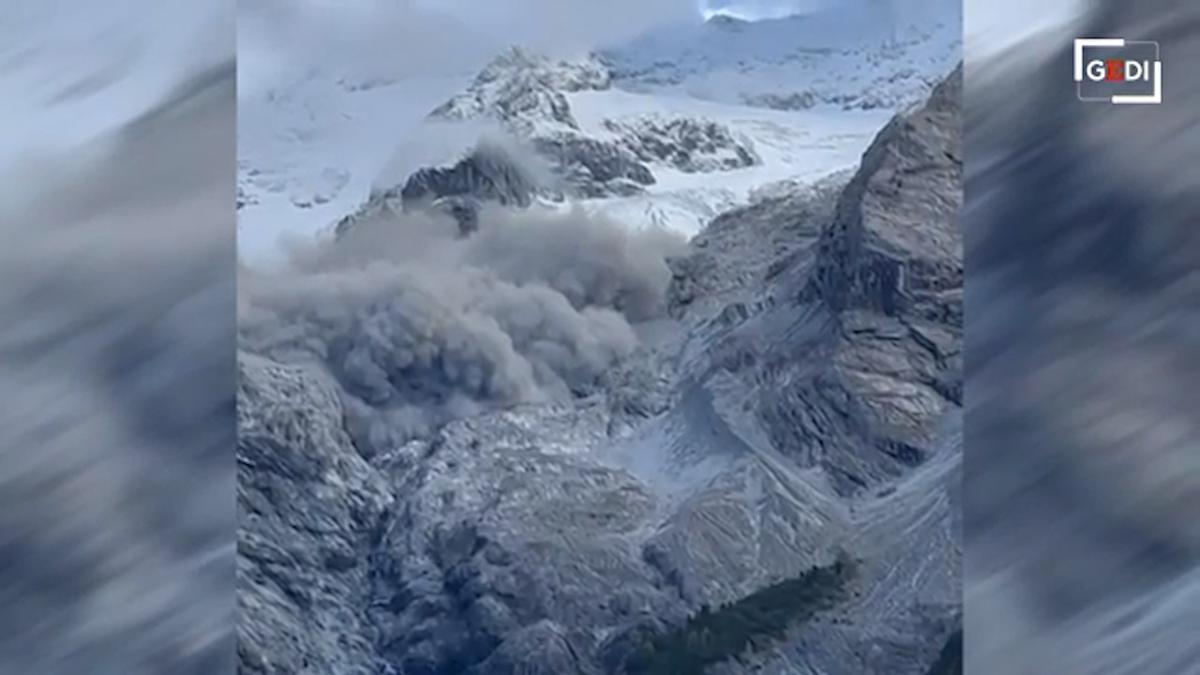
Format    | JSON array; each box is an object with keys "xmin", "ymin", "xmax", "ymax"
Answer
[
  {"xmin": 704, "ymin": 13, "xmax": 750, "ymax": 31},
  {"xmin": 479, "ymin": 46, "xmax": 613, "ymax": 93},
  {"xmin": 430, "ymin": 48, "xmax": 612, "ymax": 134},
  {"xmin": 810, "ymin": 63, "xmax": 963, "ymax": 321}
]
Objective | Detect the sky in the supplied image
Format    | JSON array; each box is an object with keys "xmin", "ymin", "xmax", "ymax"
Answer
[
  {"xmin": 425, "ymin": 0, "xmax": 699, "ymax": 54},
  {"xmin": 238, "ymin": 0, "xmax": 704, "ymax": 97},
  {"xmin": 237, "ymin": 0, "xmax": 959, "ymax": 96},
  {"xmin": 705, "ymin": 0, "xmax": 1085, "ymax": 59}
]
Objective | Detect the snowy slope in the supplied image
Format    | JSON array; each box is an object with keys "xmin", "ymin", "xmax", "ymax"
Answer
[
  {"xmin": 604, "ymin": 0, "xmax": 960, "ymax": 109},
  {"xmin": 566, "ymin": 87, "xmax": 893, "ymax": 236},
  {"xmin": 237, "ymin": 73, "xmax": 473, "ymax": 264},
  {"xmin": 237, "ymin": 0, "xmax": 960, "ymax": 266}
]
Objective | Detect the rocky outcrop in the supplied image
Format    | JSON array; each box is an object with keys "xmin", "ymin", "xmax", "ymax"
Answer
[
  {"xmin": 366, "ymin": 405, "xmax": 686, "ymax": 675},
  {"xmin": 331, "ymin": 50, "xmax": 661, "ymax": 235},
  {"xmin": 337, "ymin": 44, "xmax": 809, "ymax": 239},
  {"xmin": 712, "ymin": 64, "xmax": 963, "ymax": 497},
  {"xmin": 531, "ymin": 133, "xmax": 655, "ymax": 197},
  {"xmin": 334, "ymin": 141, "xmax": 552, "ymax": 236},
  {"xmin": 333, "ymin": 137, "xmax": 653, "ymax": 240},
  {"xmin": 604, "ymin": 115, "xmax": 759, "ymax": 173},
  {"xmin": 664, "ymin": 64, "xmax": 963, "ymax": 672},
  {"xmin": 237, "ymin": 354, "xmax": 393, "ymax": 675},
  {"xmin": 415, "ymin": 49, "xmax": 765, "ymax": 209},
  {"xmin": 808, "ymin": 64, "xmax": 962, "ymax": 324},
  {"xmin": 401, "ymin": 142, "xmax": 543, "ymax": 206},
  {"xmin": 742, "ymin": 91, "xmax": 819, "ymax": 111},
  {"xmin": 667, "ymin": 169, "xmax": 852, "ymax": 319},
  {"xmin": 430, "ymin": 47, "xmax": 611, "ymax": 135}
]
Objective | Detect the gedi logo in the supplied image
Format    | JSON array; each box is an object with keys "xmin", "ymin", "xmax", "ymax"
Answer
[{"xmin": 1074, "ymin": 38, "xmax": 1162, "ymax": 105}]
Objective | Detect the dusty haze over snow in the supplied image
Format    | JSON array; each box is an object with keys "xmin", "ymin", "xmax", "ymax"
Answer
[{"xmin": 240, "ymin": 205, "xmax": 686, "ymax": 451}]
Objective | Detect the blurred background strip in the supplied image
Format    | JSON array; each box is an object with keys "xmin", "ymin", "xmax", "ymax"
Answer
[
  {"xmin": 964, "ymin": 0, "xmax": 1200, "ymax": 672},
  {"xmin": 0, "ymin": 1, "xmax": 237, "ymax": 673}
]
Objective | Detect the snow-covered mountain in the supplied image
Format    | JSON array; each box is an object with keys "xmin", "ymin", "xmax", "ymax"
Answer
[
  {"xmin": 238, "ymin": 54, "xmax": 964, "ymax": 675},
  {"xmin": 604, "ymin": 1, "xmax": 960, "ymax": 110},
  {"xmin": 237, "ymin": 71, "xmax": 472, "ymax": 263},
  {"xmin": 237, "ymin": 1, "xmax": 960, "ymax": 263},
  {"xmin": 237, "ymin": 4, "xmax": 963, "ymax": 672}
]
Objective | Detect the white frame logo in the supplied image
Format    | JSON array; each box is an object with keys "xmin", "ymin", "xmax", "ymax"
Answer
[{"xmin": 1074, "ymin": 38, "xmax": 1162, "ymax": 105}]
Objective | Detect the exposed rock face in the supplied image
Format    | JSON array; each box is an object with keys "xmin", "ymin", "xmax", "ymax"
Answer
[
  {"xmin": 237, "ymin": 354, "xmax": 393, "ymax": 675},
  {"xmin": 333, "ymin": 50, "xmax": 658, "ymax": 235},
  {"xmin": 744, "ymin": 64, "xmax": 965, "ymax": 497},
  {"xmin": 809, "ymin": 66, "xmax": 962, "ymax": 325},
  {"xmin": 401, "ymin": 143, "xmax": 543, "ymax": 208},
  {"xmin": 668, "ymin": 169, "xmax": 852, "ymax": 319},
  {"xmin": 531, "ymin": 134, "xmax": 656, "ymax": 197},
  {"xmin": 339, "ymin": 47, "xmax": 775, "ymax": 236},
  {"xmin": 238, "ymin": 65, "xmax": 963, "ymax": 675},
  {"xmin": 604, "ymin": 115, "xmax": 760, "ymax": 173},
  {"xmin": 742, "ymin": 90, "xmax": 819, "ymax": 111},
  {"xmin": 430, "ymin": 47, "xmax": 611, "ymax": 135},
  {"xmin": 334, "ymin": 142, "xmax": 551, "ymax": 236},
  {"xmin": 666, "ymin": 65, "xmax": 963, "ymax": 673},
  {"xmin": 668, "ymin": 65, "xmax": 962, "ymax": 497},
  {"xmin": 426, "ymin": 48, "xmax": 658, "ymax": 200},
  {"xmin": 367, "ymin": 404, "xmax": 684, "ymax": 675}
]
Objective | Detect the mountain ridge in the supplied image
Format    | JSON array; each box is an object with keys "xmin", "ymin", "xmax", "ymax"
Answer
[{"xmin": 237, "ymin": 3, "xmax": 959, "ymax": 259}]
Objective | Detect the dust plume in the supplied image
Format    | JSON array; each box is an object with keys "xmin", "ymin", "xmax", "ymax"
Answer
[{"xmin": 239, "ymin": 201, "xmax": 686, "ymax": 454}]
